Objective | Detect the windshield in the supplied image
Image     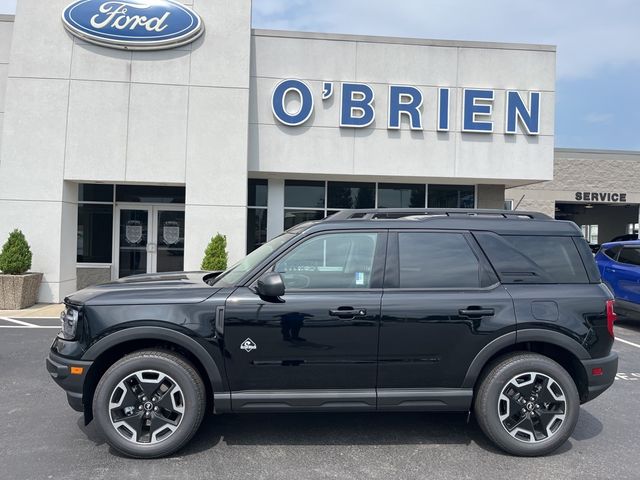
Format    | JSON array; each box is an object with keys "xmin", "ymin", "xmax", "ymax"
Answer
[{"xmin": 211, "ymin": 233, "xmax": 296, "ymax": 287}]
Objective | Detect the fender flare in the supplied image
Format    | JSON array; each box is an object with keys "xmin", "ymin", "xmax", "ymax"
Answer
[
  {"xmin": 82, "ymin": 326, "xmax": 225, "ymax": 392},
  {"xmin": 461, "ymin": 328, "xmax": 590, "ymax": 388}
]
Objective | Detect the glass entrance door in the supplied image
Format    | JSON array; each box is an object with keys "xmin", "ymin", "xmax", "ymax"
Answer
[{"xmin": 115, "ymin": 206, "xmax": 185, "ymax": 278}]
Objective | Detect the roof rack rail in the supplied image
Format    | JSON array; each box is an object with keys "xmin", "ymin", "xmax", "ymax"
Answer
[{"xmin": 326, "ymin": 208, "xmax": 551, "ymax": 221}]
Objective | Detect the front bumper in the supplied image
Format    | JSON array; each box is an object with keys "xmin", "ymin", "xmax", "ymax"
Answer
[
  {"xmin": 580, "ymin": 351, "xmax": 618, "ymax": 403},
  {"xmin": 46, "ymin": 350, "xmax": 93, "ymax": 412}
]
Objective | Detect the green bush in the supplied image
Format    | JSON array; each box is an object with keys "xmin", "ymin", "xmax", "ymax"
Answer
[
  {"xmin": 201, "ymin": 233, "xmax": 228, "ymax": 271},
  {"xmin": 0, "ymin": 229, "xmax": 33, "ymax": 275}
]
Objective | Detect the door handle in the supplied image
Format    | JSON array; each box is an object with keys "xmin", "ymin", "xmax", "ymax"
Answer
[
  {"xmin": 605, "ymin": 267, "xmax": 616, "ymax": 273},
  {"xmin": 329, "ymin": 307, "xmax": 367, "ymax": 319},
  {"xmin": 459, "ymin": 307, "xmax": 495, "ymax": 318}
]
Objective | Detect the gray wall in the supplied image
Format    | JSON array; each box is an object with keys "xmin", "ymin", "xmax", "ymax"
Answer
[
  {"xmin": 0, "ymin": 0, "xmax": 252, "ymax": 302},
  {"xmin": 477, "ymin": 185, "xmax": 506, "ymax": 209},
  {"xmin": 249, "ymin": 30, "xmax": 556, "ymax": 187},
  {"xmin": 508, "ymin": 149, "xmax": 640, "ymax": 218},
  {"xmin": 77, "ymin": 266, "xmax": 111, "ymax": 291},
  {"xmin": 0, "ymin": 15, "xmax": 13, "ymax": 152}
]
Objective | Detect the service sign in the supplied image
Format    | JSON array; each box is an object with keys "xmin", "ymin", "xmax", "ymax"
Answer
[{"xmin": 62, "ymin": 0, "xmax": 203, "ymax": 50}]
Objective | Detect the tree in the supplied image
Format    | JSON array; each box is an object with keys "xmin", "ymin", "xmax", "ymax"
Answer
[
  {"xmin": 201, "ymin": 233, "xmax": 228, "ymax": 271},
  {"xmin": 0, "ymin": 229, "xmax": 33, "ymax": 275}
]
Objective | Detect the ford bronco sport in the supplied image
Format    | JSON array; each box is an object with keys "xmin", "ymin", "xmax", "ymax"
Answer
[{"xmin": 47, "ymin": 209, "xmax": 618, "ymax": 458}]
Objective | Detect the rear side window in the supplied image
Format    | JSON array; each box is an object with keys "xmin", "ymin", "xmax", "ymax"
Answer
[
  {"xmin": 603, "ymin": 245, "xmax": 621, "ymax": 260},
  {"xmin": 397, "ymin": 232, "xmax": 481, "ymax": 288},
  {"xmin": 474, "ymin": 232, "xmax": 590, "ymax": 284},
  {"xmin": 618, "ymin": 247, "xmax": 640, "ymax": 266},
  {"xmin": 502, "ymin": 235, "xmax": 588, "ymax": 283}
]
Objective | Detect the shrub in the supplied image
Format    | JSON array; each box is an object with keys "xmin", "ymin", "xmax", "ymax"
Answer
[
  {"xmin": 201, "ymin": 233, "xmax": 228, "ymax": 271},
  {"xmin": 0, "ymin": 229, "xmax": 33, "ymax": 275}
]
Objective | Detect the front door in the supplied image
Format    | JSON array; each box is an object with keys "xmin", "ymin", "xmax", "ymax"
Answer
[
  {"xmin": 223, "ymin": 231, "xmax": 387, "ymax": 410},
  {"xmin": 115, "ymin": 206, "xmax": 185, "ymax": 278}
]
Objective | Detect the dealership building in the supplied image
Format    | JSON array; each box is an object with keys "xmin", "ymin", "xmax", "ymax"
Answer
[{"xmin": 0, "ymin": 1, "xmax": 637, "ymax": 303}]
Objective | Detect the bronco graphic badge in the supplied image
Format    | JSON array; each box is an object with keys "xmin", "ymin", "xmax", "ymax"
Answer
[
  {"xmin": 62, "ymin": 0, "xmax": 204, "ymax": 50},
  {"xmin": 240, "ymin": 338, "xmax": 257, "ymax": 352}
]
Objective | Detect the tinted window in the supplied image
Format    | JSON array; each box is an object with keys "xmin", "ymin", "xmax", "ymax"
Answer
[
  {"xmin": 284, "ymin": 210, "xmax": 325, "ymax": 230},
  {"xmin": 503, "ymin": 235, "xmax": 588, "ymax": 283},
  {"xmin": 378, "ymin": 183, "xmax": 425, "ymax": 208},
  {"xmin": 618, "ymin": 247, "xmax": 640, "ymax": 266},
  {"xmin": 79, "ymin": 184, "xmax": 114, "ymax": 202},
  {"xmin": 248, "ymin": 179, "xmax": 268, "ymax": 207},
  {"xmin": 275, "ymin": 233, "xmax": 379, "ymax": 289},
  {"xmin": 397, "ymin": 232, "xmax": 481, "ymax": 288},
  {"xmin": 77, "ymin": 204, "xmax": 113, "ymax": 263},
  {"xmin": 603, "ymin": 246, "xmax": 621, "ymax": 260},
  {"xmin": 116, "ymin": 185, "xmax": 185, "ymax": 203},
  {"xmin": 284, "ymin": 180, "xmax": 325, "ymax": 208},
  {"xmin": 327, "ymin": 181, "xmax": 375, "ymax": 209},
  {"xmin": 428, "ymin": 185, "xmax": 475, "ymax": 208},
  {"xmin": 247, "ymin": 208, "xmax": 267, "ymax": 253}
]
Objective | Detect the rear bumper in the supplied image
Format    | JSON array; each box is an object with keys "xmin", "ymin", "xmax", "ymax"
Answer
[
  {"xmin": 580, "ymin": 351, "xmax": 618, "ymax": 403},
  {"xmin": 46, "ymin": 350, "xmax": 93, "ymax": 412}
]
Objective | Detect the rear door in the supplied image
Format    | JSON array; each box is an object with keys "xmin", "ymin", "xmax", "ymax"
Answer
[
  {"xmin": 614, "ymin": 246, "xmax": 640, "ymax": 303},
  {"xmin": 377, "ymin": 230, "xmax": 516, "ymax": 407}
]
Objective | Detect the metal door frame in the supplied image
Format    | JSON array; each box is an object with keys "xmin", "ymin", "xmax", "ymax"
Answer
[{"xmin": 113, "ymin": 204, "xmax": 185, "ymax": 279}]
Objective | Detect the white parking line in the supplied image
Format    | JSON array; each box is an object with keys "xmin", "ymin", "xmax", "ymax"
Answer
[
  {"xmin": 0, "ymin": 317, "xmax": 60, "ymax": 329},
  {"xmin": 616, "ymin": 337, "xmax": 640, "ymax": 349}
]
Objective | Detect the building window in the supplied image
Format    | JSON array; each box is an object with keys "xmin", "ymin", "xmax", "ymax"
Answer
[
  {"xmin": 627, "ymin": 223, "xmax": 639, "ymax": 235},
  {"xmin": 116, "ymin": 185, "xmax": 185, "ymax": 203},
  {"xmin": 504, "ymin": 199, "xmax": 514, "ymax": 210},
  {"xmin": 247, "ymin": 179, "xmax": 268, "ymax": 253},
  {"xmin": 428, "ymin": 185, "xmax": 475, "ymax": 208},
  {"xmin": 377, "ymin": 183, "xmax": 425, "ymax": 208},
  {"xmin": 284, "ymin": 180, "xmax": 326, "ymax": 229},
  {"xmin": 77, "ymin": 185, "xmax": 114, "ymax": 263},
  {"xmin": 581, "ymin": 224, "xmax": 599, "ymax": 244},
  {"xmin": 327, "ymin": 181, "xmax": 375, "ymax": 209}
]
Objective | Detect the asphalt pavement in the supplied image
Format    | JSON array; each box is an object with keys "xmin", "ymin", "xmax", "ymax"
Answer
[{"xmin": 1, "ymin": 316, "xmax": 639, "ymax": 480}]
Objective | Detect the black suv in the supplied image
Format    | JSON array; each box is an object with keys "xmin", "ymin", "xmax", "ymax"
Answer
[{"xmin": 47, "ymin": 209, "xmax": 618, "ymax": 458}]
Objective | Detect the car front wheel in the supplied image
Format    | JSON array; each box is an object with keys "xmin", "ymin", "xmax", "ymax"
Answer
[
  {"xmin": 474, "ymin": 353, "xmax": 580, "ymax": 456},
  {"xmin": 93, "ymin": 349, "xmax": 206, "ymax": 458}
]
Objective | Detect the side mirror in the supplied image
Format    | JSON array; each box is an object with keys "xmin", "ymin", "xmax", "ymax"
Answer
[{"xmin": 256, "ymin": 272, "xmax": 285, "ymax": 299}]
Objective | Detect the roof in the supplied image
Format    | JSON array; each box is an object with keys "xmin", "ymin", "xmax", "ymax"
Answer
[
  {"xmin": 289, "ymin": 208, "xmax": 583, "ymax": 236},
  {"xmin": 252, "ymin": 29, "xmax": 556, "ymax": 52},
  {"xmin": 600, "ymin": 240, "xmax": 640, "ymax": 248}
]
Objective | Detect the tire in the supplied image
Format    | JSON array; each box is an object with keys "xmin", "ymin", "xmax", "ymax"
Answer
[
  {"xmin": 93, "ymin": 349, "xmax": 206, "ymax": 458},
  {"xmin": 474, "ymin": 352, "xmax": 580, "ymax": 457}
]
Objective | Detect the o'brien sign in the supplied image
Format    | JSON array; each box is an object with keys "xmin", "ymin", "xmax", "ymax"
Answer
[
  {"xmin": 271, "ymin": 80, "xmax": 541, "ymax": 134},
  {"xmin": 62, "ymin": 0, "xmax": 203, "ymax": 50}
]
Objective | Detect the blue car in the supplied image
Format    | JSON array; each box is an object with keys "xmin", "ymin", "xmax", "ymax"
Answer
[{"xmin": 595, "ymin": 240, "xmax": 640, "ymax": 319}]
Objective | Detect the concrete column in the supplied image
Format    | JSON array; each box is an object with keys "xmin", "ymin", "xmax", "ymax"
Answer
[
  {"xmin": 182, "ymin": 0, "xmax": 252, "ymax": 269},
  {"xmin": 266, "ymin": 178, "xmax": 285, "ymax": 240},
  {"xmin": 0, "ymin": 0, "xmax": 77, "ymax": 302}
]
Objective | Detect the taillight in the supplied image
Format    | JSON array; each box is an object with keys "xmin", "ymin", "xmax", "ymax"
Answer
[{"xmin": 606, "ymin": 299, "xmax": 617, "ymax": 338}]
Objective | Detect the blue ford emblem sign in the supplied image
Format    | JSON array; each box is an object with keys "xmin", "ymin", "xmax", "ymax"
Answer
[{"xmin": 62, "ymin": 0, "xmax": 204, "ymax": 50}]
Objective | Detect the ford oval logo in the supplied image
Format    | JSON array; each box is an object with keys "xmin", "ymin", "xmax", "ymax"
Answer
[{"xmin": 62, "ymin": 0, "xmax": 204, "ymax": 50}]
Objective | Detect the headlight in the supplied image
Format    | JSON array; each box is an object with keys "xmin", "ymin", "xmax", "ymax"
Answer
[{"xmin": 59, "ymin": 307, "xmax": 80, "ymax": 340}]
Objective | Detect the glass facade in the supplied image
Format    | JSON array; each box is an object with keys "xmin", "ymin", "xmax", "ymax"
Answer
[
  {"xmin": 428, "ymin": 184, "xmax": 475, "ymax": 208},
  {"xmin": 247, "ymin": 179, "xmax": 268, "ymax": 253},
  {"xmin": 378, "ymin": 183, "xmax": 425, "ymax": 208},
  {"xmin": 327, "ymin": 182, "xmax": 375, "ymax": 209},
  {"xmin": 77, "ymin": 204, "xmax": 113, "ymax": 263}
]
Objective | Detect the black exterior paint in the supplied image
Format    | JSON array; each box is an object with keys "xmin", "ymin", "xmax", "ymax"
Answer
[{"xmin": 48, "ymin": 209, "xmax": 618, "ymax": 416}]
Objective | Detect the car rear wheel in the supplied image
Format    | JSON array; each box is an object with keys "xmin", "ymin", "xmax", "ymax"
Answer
[
  {"xmin": 93, "ymin": 349, "xmax": 206, "ymax": 458},
  {"xmin": 474, "ymin": 353, "xmax": 580, "ymax": 456}
]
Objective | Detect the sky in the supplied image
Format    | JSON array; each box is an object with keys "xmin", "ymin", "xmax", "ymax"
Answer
[{"xmin": 1, "ymin": 0, "xmax": 638, "ymax": 150}]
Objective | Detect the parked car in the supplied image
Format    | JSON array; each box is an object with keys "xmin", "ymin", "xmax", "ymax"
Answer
[
  {"xmin": 47, "ymin": 209, "xmax": 618, "ymax": 458},
  {"xmin": 610, "ymin": 234, "xmax": 639, "ymax": 243},
  {"xmin": 595, "ymin": 240, "xmax": 640, "ymax": 319}
]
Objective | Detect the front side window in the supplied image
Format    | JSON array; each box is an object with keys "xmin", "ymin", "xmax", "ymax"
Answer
[
  {"xmin": 274, "ymin": 232, "xmax": 379, "ymax": 289},
  {"xmin": 603, "ymin": 246, "xmax": 621, "ymax": 260},
  {"xmin": 397, "ymin": 232, "xmax": 481, "ymax": 288},
  {"xmin": 618, "ymin": 247, "xmax": 640, "ymax": 266}
]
